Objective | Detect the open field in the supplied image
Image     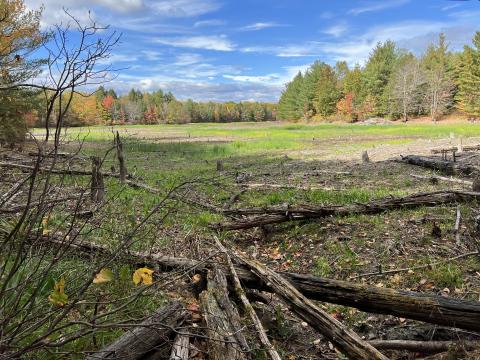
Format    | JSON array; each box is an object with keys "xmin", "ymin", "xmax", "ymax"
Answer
[{"xmin": 5, "ymin": 121, "xmax": 480, "ymax": 358}]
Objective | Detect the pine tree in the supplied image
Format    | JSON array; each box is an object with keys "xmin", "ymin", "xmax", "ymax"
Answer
[
  {"xmin": 313, "ymin": 63, "xmax": 340, "ymax": 117},
  {"xmin": 278, "ymin": 72, "xmax": 304, "ymax": 120},
  {"xmin": 455, "ymin": 32, "xmax": 480, "ymax": 118},
  {"xmin": 363, "ymin": 40, "xmax": 399, "ymax": 116}
]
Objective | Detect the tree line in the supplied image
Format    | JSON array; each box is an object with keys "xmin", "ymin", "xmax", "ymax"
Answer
[
  {"xmin": 278, "ymin": 32, "xmax": 480, "ymax": 122},
  {"xmin": 30, "ymin": 87, "xmax": 278, "ymax": 128}
]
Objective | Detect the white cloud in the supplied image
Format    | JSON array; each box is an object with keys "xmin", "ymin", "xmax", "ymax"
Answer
[
  {"xmin": 349, "ymin": 0, "xmax": 410, "ymax": 15},
  {"xmin": 441, "ymin": 3, "xmax": 461, "ymax": 12},
  {"xmin": 154, "ymin": 35, "xmax": 235, "ymax": 51},
  {"xmin": 174, "ymin": 53, "xmax": 205, "ymax": 66},
  {"xmin": 223, "ymin": 74, "xmax": 280, "ymax": 83},
  {"xmin": 323, "ymin": 22, "xmax": 348, "ymax": 37},
  {"xmin": 150, "ymin": 0, "xmax": 221, "ymax": 17},
  {"xmin": 240, "ymin": 22, "xmax": 284, "ymax": 31},
  {"xmin": 194, "ymin": 19, "xmax": 226, "ymax": 27}
]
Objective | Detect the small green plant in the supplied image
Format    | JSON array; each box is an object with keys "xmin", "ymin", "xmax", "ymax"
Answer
[{"xmin": 313, "ymin": 256, "xmax": 331, "ymax": 277}]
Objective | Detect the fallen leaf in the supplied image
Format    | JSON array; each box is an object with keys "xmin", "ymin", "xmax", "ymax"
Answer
[
  {"xmin": 133, "ymin": 267, "xmax": 154, "ymax": 285},
  {"xmin": 93, "ymin": 268, "xmax": 114, "ymax": 284}
]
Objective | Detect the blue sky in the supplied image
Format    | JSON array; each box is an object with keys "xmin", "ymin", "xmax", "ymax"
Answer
[{"xmin": 25, "ymin": 0, "xmax": 480, "ymax": 102}]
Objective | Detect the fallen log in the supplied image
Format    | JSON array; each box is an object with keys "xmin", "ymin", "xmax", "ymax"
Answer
[
  {"xmin": 215, "ymin": 190, "xmax": 480, "ymax": 230},
  {"xmin": 85, "ymin": 301, "xmax": 189, "ymax": 360},
  {"xmin": 169, "ymin": 333, "xmax": 190, "ymax": 360},
  {"xmin": 368, "ymin": 340, "xmax": 480, "ymax": 354},
  {"xmin": 410, "ymin": 174, "xmax": 473, "ymax": 186},
  {"xmin": 398, "ymin": 155, "xmax": 479, "ymax": 175},
  {"xmin": 200, "ymin": 268, "xmax": 249, "ymax": 360},
  {"xmin": 41, "ymin": 237, "xmax": 480, "ymax": 332},
  {"xmin": 235, "ymin": 254, "xmax": 388, "ymax": 360}
]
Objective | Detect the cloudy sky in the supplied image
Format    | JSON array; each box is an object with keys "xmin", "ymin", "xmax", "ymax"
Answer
[{"xmin": 24, "ymin": 0, "xmax": 480, "ymax": 102}]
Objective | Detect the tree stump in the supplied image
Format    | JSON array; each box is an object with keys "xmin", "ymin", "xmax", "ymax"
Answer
[
  {"xmin": 115, "ymin": 131, "xmax": 127, "ymax": 183},
  {"xmin": 362, "ymin": 151, "xmax": 370, "ymax": 163}
]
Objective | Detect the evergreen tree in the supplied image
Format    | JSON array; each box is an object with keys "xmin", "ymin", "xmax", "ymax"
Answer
[
  {"xmin": 455, "ymin": 32, "xmax": 480, "ymax": 118},
  {"xmin": 313, "ymin": 63, "xmax": 340, "ymax": 117},
  {"xmin": 363, "ymin": 40, "xmax": 399, "ymax": 116},
  {"xmin": 278, "ymin": 72, "xmax": 304, "ymax": 120}
]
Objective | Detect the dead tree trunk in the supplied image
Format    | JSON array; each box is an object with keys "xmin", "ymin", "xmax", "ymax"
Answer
[
  {"xmin": 399, "ymin": 155, "xmax": 478, "ymax": 175},
  {"xmin": 200, "ymin": 268, "xmax": 249, "ymax": 360},
  {"xmin": 368, "ymin": 340, "xmax": 480, "ymax": 354},
  {"xmin": 215, "ymin": 190, "xmax": 480, "ymax": 230},
  {"xmin": 236, "ymin": 254, "xmax": 388, "ymax": 360},
  {"xmin": 91, "ymin": 156, "xmax": 105, "ymax": 203},
  {"xmin": 41, "ymin": 237, "xmax": 480, "ymax": 332},
  {"xmin": 86, "ymin": 301, "xmax": 189, "ymax": 360},
  {"xmin": 115, "ymin": 131, "xmax": 127, "ymax": 183}
]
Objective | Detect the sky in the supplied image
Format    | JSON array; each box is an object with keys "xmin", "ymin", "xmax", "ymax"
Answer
[{"xmin": 24, "ymin": 0, "xmax": 480, "ymax": 102}]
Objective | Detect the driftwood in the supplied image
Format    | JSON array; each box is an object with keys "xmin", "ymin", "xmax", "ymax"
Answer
[
  {"xmin": 215, "ymin": 190, "xmax": 480, "ymax": 230},
  {"xmin": 200, "ymin": 268, "xmax": 249, "ymax": 360},
  {"xmin": 368, "ymin": 339, "xmax": 480, "ymax": 354},
  {"xmin": 41, "ymin": 237, "xmax": 480, "ymax": 332},
  {"xmin": 214, "ymin": 238, "xmax": 281, "ymax": 360},
  {"xmin": 86, "ymin": 301, "xmax": 189, "ymax": 360},
  {"xmin": 236, "ymin": 254, "xmax": 387, "ymax": 360},
  {"xmin": 410, "ymin": 174, "xmax": 473, "ymax": 186},
  {"xmin": 399, "ymin": 155, "xmax": 479, "ymax": 175}
]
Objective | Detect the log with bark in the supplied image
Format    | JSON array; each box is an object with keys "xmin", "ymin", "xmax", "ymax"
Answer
[
  {"xmin": 235, "ymin": 254, "xmax": 388, "ymax": 360},
  {"xmin": 41, "ymin": 237, "xmax": 480, "ymax": 332},
  {"xmin": 200, "ymin": 268, "xmax": 249, "ymax": 360},
  {"xmin": 410, "ymin": 174, "xmax": 473, "ymax": 186},
  {"xmin": 85, "ymin": 301, "xmax": 189, "ymax": 360},
  {"xmin": 398, "ymin": 155, "xmax": 479, "ymax": 175},
  {"xmin": 214, "ymin": 190, "xmax": 480, "ymax": 230}
]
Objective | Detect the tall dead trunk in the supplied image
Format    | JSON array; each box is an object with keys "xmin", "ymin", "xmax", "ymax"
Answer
[
  {"xmin": 91, "ymin": 156, "xmax": 105, "ymax": 203},
  {"xmin": 115, "ymin": 131, "xmax": 127, "ymax": 183}
]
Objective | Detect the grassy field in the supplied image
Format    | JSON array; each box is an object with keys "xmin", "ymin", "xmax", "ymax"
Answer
[{"xmin": 10, "ymin": 120, "xmax": 480, "ymax": 358}]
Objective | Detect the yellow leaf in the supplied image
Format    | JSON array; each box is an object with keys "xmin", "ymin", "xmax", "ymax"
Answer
[
  {"xmin": 93, "ymin": 268, "xmax": 114, "ymax": 284},
  {"xmin": 48, "ymin": 277, "xmax": 68, "ymax": 307},
  {"xmin": 133, "ymin": 267, "xmax": 154, "ymax": 285}
]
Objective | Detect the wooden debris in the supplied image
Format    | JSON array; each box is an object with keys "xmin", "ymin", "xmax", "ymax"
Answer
[
  {"xmin": 235, "ymin": 254, "xmax": 388, "ymax": 360},
  {"xmin": 214, "ymin": 238, "xmax": 281, "ymax": 360},
  {"xmin": 215, "ymin": 190, "xmax": 480, "ymax": 230},
  {"xmin": 86, "ymin": 301, "xmax": 189, "ymax": 360},
  {"xmin": 91, "ymin": 156, "xmax": 105, "ymax": 203},
  {"xmin": 362, "ymin": 150, "xmax": 370, "ymax": 163},
  {"xmin": 399, "ymin": 155, "xmax": 479, "ymax": 175},
  {"xmin": 368, "ymin": 339, "xmax": 480, "ymax": 354},
  {"xmin": 455, "ymin": 205, "xmax": 462, "ymax": 245},
  {"xmin": 200, "ymin": 268, "xmax": 249, "ymax": 360},
  {"xmin": 169, "ymin": 333, "xmax": 190, "ymax": 360},
  {"xmin": 41, "ymin": 237, "xmax": 480, "ymax": 332},
  {"xmin": 410, "ymin": 173, "xmax": 473, "ymax": 187}
]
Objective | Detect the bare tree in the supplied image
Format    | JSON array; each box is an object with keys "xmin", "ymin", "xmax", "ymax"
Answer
[{"xmin": 391, "ymin": 55, "xmax": 424, "ymax": 122}]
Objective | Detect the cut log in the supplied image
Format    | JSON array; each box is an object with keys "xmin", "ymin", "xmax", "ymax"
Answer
[
  {"xmin": 368, "ymin": 340, "xmax": 480, "ymax": 354},
  {"xmin": 214, "ymin": 238, "xmax": 281, "ymax": 360},
  {"xmin": 200, "ymin": 268, "xmax": 249, "ymax": 360},
  {"xmin": 215, "ymin": 190, "xmax": 480, "ymax": 230},
  {"xmin": 235, "ymin": 254, "xmax": 387, "ymax": 360},
  {"xmin": 41, "ymin": 237, "xmax": 480, "ymax": 332},
  {"xmin": 399, "ymin": 155, "xmax": 479, "ymax": 175},
  {"xmin": 85, "ymin": 301, "xmax": 189, "ymax": 360}
]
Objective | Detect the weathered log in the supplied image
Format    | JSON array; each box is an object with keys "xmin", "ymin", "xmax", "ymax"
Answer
[
  {"xmin": 235, "ymin": 254, "xmax": 388, "ymax": 360},
  {"xmin": 410, "ymin": 174, "xmax": 473, "ymax": 186},
  {"xmin": 399, "ymin": 155, "xmax": 479, "ymax": 175},
  {"xmin": 41, "ymin": 237, "xmax": 480, "ymax": 332},
  {"xmin": 215, "ymin": 190, "xmax": 480, "ymax": 230},
  {"xmin": 86, "ymin": 301, "xmax": 189, "ymax": 360},
  {"xmin": 0, "ymin": 161, "xmax": 117, "ymax": 178},
  {"xmin": 214, "ymin": 238, "xmax": 281, "ymax": 360},
  {"xmin": 368, "ymin": 340, "xmax": 480, "ymax": 354},
  {"xmin": 169, "ymin": 333, "xmax": 190, "ymax": 360},
  {"xmin": 200, "ymin": 268, "xmax": 249, "ymax": 360}
]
